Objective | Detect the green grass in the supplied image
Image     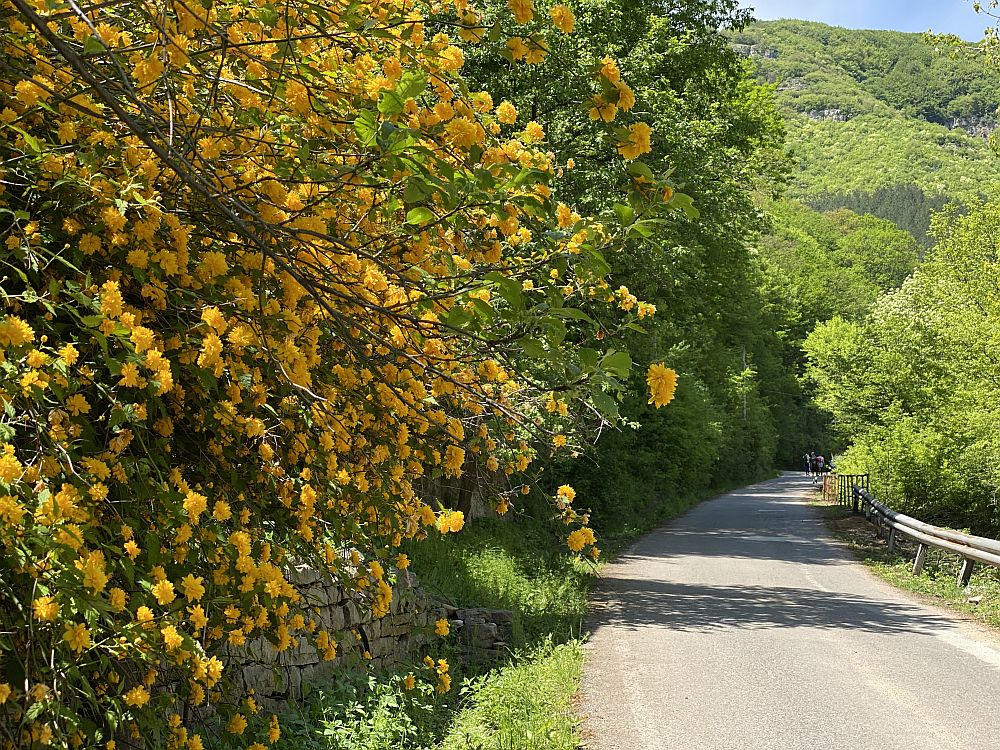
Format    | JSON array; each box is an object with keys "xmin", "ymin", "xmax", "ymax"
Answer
[
  {"xmin": 441, "ymin": 639, "xmax": 584, "ymax": 750},
  {"xmin": 816, "ymin": 500, "xmax": 1000, "ymax": 630},
  {"xmin": 403, "ymin": 517, "xmax": 595, "ymax": 646}
]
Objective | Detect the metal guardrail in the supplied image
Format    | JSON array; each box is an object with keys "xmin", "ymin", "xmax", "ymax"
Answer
[{"xmin": 852, "ymin": 485, "xmax": 1000, "ymax": 587}]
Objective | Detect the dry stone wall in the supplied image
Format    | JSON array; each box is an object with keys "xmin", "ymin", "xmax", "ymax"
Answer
[{"xmin": 228, "ymin": 565, "xmax": 513, "ymax": 706}]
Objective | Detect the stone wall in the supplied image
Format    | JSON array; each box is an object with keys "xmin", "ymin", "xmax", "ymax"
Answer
[{"xmin": 229, "ymin": 565, "xmax": 513, "ymax": 706}]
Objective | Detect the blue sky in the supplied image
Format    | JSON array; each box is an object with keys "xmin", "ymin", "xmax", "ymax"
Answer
[{"xmin": 740, "ymin": 1, "xmax": 991, "ymax": 41}]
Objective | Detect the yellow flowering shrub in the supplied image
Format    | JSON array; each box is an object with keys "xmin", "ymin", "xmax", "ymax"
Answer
[{"xmin": 0, "ymin": 0, "xmax": 679, "ymax": 746}]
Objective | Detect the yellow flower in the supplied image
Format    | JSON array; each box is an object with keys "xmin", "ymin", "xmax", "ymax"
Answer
[
  {"xmin": 403, "ymin": 674, "xmax": 415, "ymax": 690},
  {"xmin": 0, "ymin": 446, "xmax": 23, "ymax": 484},
  {"xmin": 63, "ymin": 622, "xmax": 91, "ymax": 653},
  {"xmin": 118, "ymin": 362, "xmax": 141, "ymax": 388},
  {"xmin": 100, "ymin": 280, "xmax": 124, "ymax": 319},
  {"xmin": 189, "ymin": 605, "xmax": 208, "ymax": 631},
  {"xmin": 445, "ymin": 117, "xmax": 484, "ymax": 149},
  {"xmin": 66, "ymin": 393, "xmax": 91, "ymax": 416},
  {"xmin": 437, "ymin": 673, "xmax": 452, "ymax": 693},
  {"xmin": 123, "ymin": 686, "xmax": 150, "ymax": 707},
  {"xmin": 268, "ymin": 715, "xmax": 281, "ymax": 743},
  {"xmin": 435, "ymin": 618, "xmax": 450, "ymax": 636},
  {"xmin": 227, "ymin": 713, "xmax": 247, "ymax": 735},
  {"xmin": 507, "ymin": 0, "xmax": 533, "ymax": 23},
  {"xmin": 556, "ymin": 484, "xmax": 576, "ymax": 503},
  {"xmin": 181, "ymin": 574, "xmax": 206, "ymax": 601},
  {"xmin": 436, "ymin": 510, "xmax": 465, "ymax": 533},
  {"xmin": 33, "ymin": 596, "xmax": 60, "ymax": 622},
  {"xmin": 183, "ymin": 490, "xmax": 208, "ymax": 523},
  {"xmin": 395, "ymin": 553, "xmax": 410, "ymax": 569},
  {"xmin": 598, "ymin": 56, "xmax": 620, "ymax": 82},
  {"xmin": 523, "ymin": 121, "xmax": 545, "ymax": 143},
  {"xmin": 496, "ymin": 101, "xmax": 518, "ymax": 124},
  {"xmin": 617, "ymin": 122, "xmax": 653, "ymax": 160},
  {"xmin": 136, "ymin": 606, "xmax": 155, "ymax": 627},
  {"xmin": 26, "ymin": 349, "xmax": 46, "ymax": 368},
  {"xmin": 646, "ymin": 363, "xmax": 677, "ymax": 408},
  {"xmin": 0, "ymin": 683, "xmax": 11, "ymax": 704},
  {"xmin": 109, "ymin": 587, "xmax": 127, "ymax": 611},
  {"xmin": 151, "ymin": 579, "xmax": 176, "ymax": 606},
  {"xmin": 550, "ymin": 4, "xmax": 575, "ymax": 32},
  {"xmin": 161, "ymin": 624, "xmax": 184, "ymax": 650},
  {"xmin": 212, "ymin": 500, "xmax": 232, "ymax": 521},
  {"xmin": 616, "ymin": 81, "xmax": 636, "ymax": 111}
]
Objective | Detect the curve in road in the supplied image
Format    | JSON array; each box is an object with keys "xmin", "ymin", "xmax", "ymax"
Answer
[{"xmin": 580, "ymin": 473, "xmax": 1000, "ymax": 750}]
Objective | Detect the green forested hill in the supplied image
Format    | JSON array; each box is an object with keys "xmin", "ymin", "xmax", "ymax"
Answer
[
  {"xmin": 734, "ymin": 20, "xmax": 1000, "ymax": 242},
  {"xmin": 734, "ymin": 19, "xmax": 999, "ymax": 124}
]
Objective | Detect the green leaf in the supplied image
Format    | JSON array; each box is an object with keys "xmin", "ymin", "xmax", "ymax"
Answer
[
  {"xmin": 519, "ymin": 337, "xmax": 548, "ymax": 359},
  {"xmin": 445, "ymin": 307, "xmax": 474, "ymax": 329},
  {"xmin": 486, "ymin": 272, "xmax": 524, "ymax": 311},
  {"xmin": 403, "ymin": 179, "xmax": 431, "ymax": 203},
  {"xmin": 397, "ymin": 70, "xmax": 427, "ymax": 100},
  {"xmin": 405, "ymin": 207, "xmax": 435, "ymax": 225},
  {"xmin": 670, "ymin": 192, "xmax": 699, "ymax": 219},
  {"xmin": 601, "ymin": 350, "xmax": 632, "ymax": 376},
  {"xmin": 626, "ymin": 161, "xmax": 655, "ymax": 180},
  {"xmin": 550, "ymin": 307, "xmax": 595, "ymax": 324},
  {"xmin": 82, "ymin": 36, "xmax": 105, "ymax": 56},
  {"xmin": 613, "ymin": 203, "xmax": 636, "ymax": 226},
  {"xmin": 354, "ymin": 111, "xmax": 378, "ymax": 146},
  {"xmin": 257, "ymin": 5, "xmax": 279, "ymax": 27},
  {"xmin": 378, "ymin": 90, "xmax": 405, "ymax": 116},
  {"xmin": 591, "ymin": 390, "xmax": 620, "ymax": 419},
  {"xmin": 579, "ymin": 347, "xmax": 600, "ymax": 369},
  {"xmin": 470, "ymin": 298, "xmax": 497, "ymax": 323}
]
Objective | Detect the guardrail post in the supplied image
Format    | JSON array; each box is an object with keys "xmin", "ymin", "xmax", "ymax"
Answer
[
  {"xmin": 957, "ymin": 558, "xmax": 975, "ymax": 587},
  {"xmin": 852, "ymin": 488, "xmax": 859, "ymax": 514},
  {"xmin": 887, "ymin": 527, "xmax": 896, "ymax": 553},
  {"xmin": 912, "ymin": 544, "xmax": 928, "ymax": 576}
]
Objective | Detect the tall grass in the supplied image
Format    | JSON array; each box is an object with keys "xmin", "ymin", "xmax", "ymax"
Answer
[{"xmin": 403, "ymin": 517, "xmax": 595, "ymax": 645}]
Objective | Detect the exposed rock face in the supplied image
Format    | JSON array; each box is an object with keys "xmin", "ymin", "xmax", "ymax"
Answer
[
  {"xmin": 949, "ymin": 116, "xmax": 996, "ymax": 140},
  {"xmin": 732, "ymin": 43, "xmax": 779, "ymax": 59},
  {"xmin": 805, "ymin": 108, "xmax": 851, "ymax": 122}
]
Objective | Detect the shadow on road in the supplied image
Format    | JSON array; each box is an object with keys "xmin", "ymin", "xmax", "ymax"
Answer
[{"xmin": 587, "ymin": 579, "xmax": 952, "ymax": 636}]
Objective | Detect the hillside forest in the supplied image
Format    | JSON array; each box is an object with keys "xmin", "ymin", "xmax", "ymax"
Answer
[{"xmin": 3, "ymin": 1, "xmax": 1000, "ymax": 748}]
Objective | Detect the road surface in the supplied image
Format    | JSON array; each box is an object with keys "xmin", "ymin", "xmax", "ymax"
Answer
[{"xmin": 580, "ymin": 473, "xmax": 1000, "ymax": 750}]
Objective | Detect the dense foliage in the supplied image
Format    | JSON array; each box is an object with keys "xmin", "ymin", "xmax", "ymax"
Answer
[
  {"xmin": 0, "ymin": 0, "xmax": 687, "ymax": 745},
  {"xmin": 805, "ymin": 202, "xmax": 1000, "ymax": 535},
  {"xmin": 736, "ymin": 20, "xmax": 1000, "ymax": 123},
  {"xmin": 449, "ymin": 0, "xmax": 822, "ymax": 529}
]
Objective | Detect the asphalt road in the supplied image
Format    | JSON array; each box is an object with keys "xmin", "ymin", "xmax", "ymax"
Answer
[{"xmin": 580, "ymin": 473, "xmax": 1000, "ymax": 750}]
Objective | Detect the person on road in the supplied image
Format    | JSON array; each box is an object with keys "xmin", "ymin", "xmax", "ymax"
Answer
[
  {"xmin": 803, "ymin": 452, "xmax": 812, "ymax": 474},
  {"xmin": 814, "ymin": 454, "xmax": 825, "ymax": 484}
]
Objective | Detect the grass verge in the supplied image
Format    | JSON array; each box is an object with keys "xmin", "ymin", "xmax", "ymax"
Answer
[{"xmin": 815, "ymin": 498, "xmax": 1000, "ymax": 630}]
